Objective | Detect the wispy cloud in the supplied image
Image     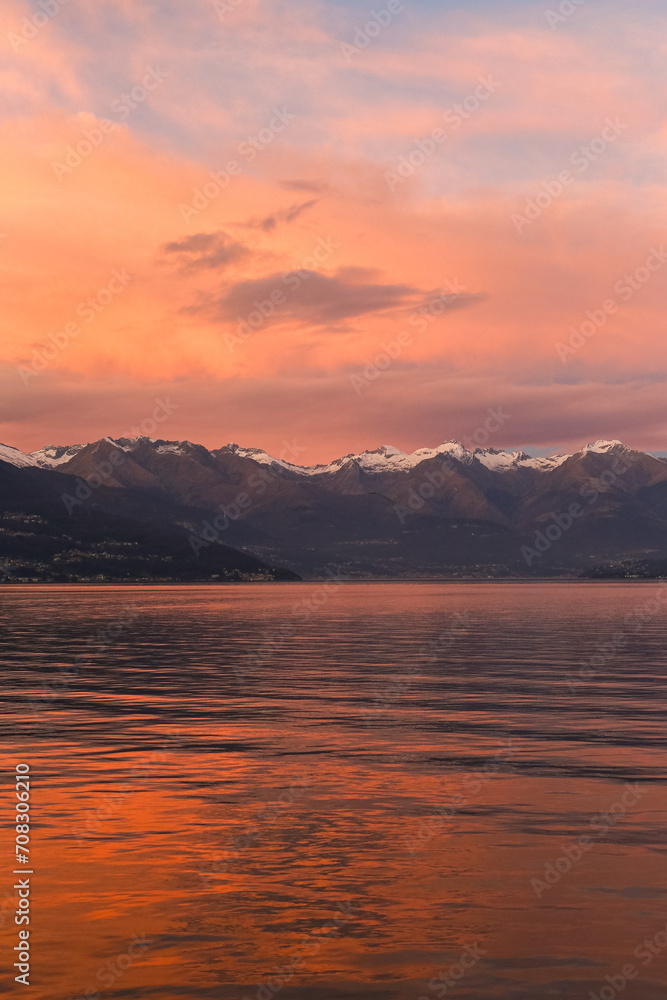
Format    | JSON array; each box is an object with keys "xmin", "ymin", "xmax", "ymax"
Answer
[
  {"xmin": 162, "ymin": 231, "xmax": 250, "ymax": 271},
  {"xmin": 245, "ymin": 198, "xmax": 319, "ymax": 232},
  {"xmin": 191, "ymin": 268, "xmax": 419, "ymax": 329},
  {"xmin": 1, "ymin": 0, "xmax": 666, "ymax": 455}
]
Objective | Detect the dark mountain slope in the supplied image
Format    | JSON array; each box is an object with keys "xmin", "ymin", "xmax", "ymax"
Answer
[
  {"xmin": 0, "ymin": 460, "xmax": 299, "ymax": 583},
  {"xmin": 3, "ymin": 437, "xmax": 667, "ymax": 578}
]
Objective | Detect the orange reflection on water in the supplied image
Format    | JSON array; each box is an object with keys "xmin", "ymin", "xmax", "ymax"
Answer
[{"xmin": 1, "ymin": 583, "xmax": 666, "ymax": 1000}]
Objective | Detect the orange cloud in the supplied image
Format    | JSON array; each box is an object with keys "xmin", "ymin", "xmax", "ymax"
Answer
[{"xmin": 1, "ymin": 0, "xmax": 666, "ymax": 455}]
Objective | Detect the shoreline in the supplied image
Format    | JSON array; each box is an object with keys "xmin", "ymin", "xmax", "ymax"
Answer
[{"xmin": 2, "ymin": 577, "xmax": 666, "ymax": 587}]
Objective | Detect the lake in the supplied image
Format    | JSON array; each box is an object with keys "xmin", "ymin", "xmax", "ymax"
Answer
[{"xmin": 1, "ymin": 582, "xmax": 666, "ymax": 1000}]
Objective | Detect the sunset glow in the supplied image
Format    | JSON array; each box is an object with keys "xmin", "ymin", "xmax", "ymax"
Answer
[{"xmin": 2, "ymin": 0, "xmax": 667, "ymax": 460}]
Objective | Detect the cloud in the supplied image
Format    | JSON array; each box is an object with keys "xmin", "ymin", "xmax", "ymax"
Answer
[
  {"xmin": 245, "ymin": 198, "xmax": 319, "ymax": 232},
  {"xmin": 3, "ymin": 364, "xmax": 667, "ymax": 463},
  {"xmin": 162, "ymin": 231, "xmax": 250, "ymax": 271},
  {"xmin": 280, "ymin": 179, "xmax": 328, "ymax": 193},
  {"xmin": 413, "ymin": 288, "xmax": 488, "ymax": 314},
  {"xmin": 2, "ymin": 0, "xmax": 667, "ymax": 459},
  {"xmin": 196, "ymin": 268, "xmax": 419, "ymax": 328}
]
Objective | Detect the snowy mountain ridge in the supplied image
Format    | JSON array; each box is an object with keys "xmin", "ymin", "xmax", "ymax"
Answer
[
  {"xmin": 222, "ymin": 440, "xmax": 575, "ymax": 475},
  {"xmin": 0, "ymin": 436, "xmax": 644, "ymax": 477}
]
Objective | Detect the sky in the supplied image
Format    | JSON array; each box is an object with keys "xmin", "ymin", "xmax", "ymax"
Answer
[{"xmin": 1, "ymin": 0, "xmax": 667, "ymax": 462}]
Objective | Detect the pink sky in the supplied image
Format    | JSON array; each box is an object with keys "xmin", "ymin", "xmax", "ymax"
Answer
[{"xmin": 1, "ymin": 0, "xmax": 667, "ymax": 461}]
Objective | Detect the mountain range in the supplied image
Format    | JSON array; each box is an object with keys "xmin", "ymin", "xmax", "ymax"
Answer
[{"xmin": 2, "ymin": 435, "xmax": 667, "ymax": 580}]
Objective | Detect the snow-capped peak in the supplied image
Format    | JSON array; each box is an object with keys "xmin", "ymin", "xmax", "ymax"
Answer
[
  {"xmin": 0, "ymin": 436, "xmax": 653, "ymax": 482},
  {"xmin": 221, "ymin": 441, "xmax": 476, "ymax": 476},
  {"xmin": 154, "ymin": 441, "xmax": 194, "ymax": 456},
  {"xmin": 398, "ymin": 441, "xmax": 472, "ymax": 468},
  {"xmin": 474, "ymin": 448, "xmax": 569, "ymax": 473},
  {"xmin": 372, "ymin": 445, "xmax": 402, "ymax": 456},
  {"xmin": 225, "ymin": 443, "xmax": 292, "ymax": 468},
  {"xmin": 221, "ymin": 440, "xmax": 572, "ymax": 476},
  {"xmin": 109, "ymin": 436, "xmax": 156, "ymax": 451},
  {"xmin": 281, "ymin": 441, "xmax": 473, "ymax": 475},
  {"xmin": 29, "ymin": 443, "xmax": 86, "ymax": 468},
  {"xmin": 0, "ymin": 443, "xmax": 38, "ymax": 469},
  {"xmin": 582, "ymin": 440, "xmax": 624, "ymax": 454}
]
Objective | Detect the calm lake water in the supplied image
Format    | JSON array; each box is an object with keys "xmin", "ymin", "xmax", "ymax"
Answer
[{"xmin": 1, "ymin": 582, "xmax": 667, "ymax": 1000}]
